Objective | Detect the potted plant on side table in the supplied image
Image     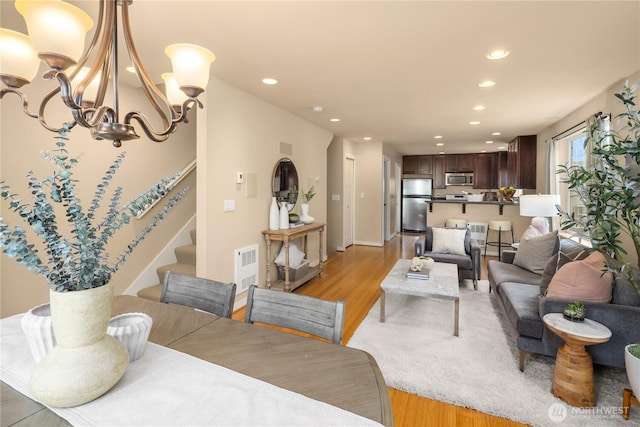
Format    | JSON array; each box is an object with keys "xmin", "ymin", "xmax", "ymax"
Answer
[{"xmin": 0, "ymin": 126, "xmax": 188, "ymax": 407}]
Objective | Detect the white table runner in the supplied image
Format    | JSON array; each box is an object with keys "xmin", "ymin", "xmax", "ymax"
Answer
[{"xmin": 1, "ymin": 314, "xmax": 381, "ymax": 427}]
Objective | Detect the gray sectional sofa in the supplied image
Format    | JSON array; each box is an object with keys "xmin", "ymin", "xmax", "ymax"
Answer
[{"xmin": 488, "ymin": 237, "xmax": 640, "ymax": 371}]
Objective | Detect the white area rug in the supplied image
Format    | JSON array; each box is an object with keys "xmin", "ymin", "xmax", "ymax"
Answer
[{"xmin": 347, "ymin": 280, "xmax": 640, "ymax": 427}]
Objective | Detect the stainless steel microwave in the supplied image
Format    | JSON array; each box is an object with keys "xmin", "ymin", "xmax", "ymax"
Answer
[{"xmin": 445, "ymin": 172, "xmax": 473, "ymax": 186}]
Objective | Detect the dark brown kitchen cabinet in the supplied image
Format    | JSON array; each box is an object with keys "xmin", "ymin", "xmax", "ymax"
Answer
[
  {"xmin": 417, "ymin": 156, "xmax": 433, "ymax": 175},
  {"xmin": 402, "ymin": 156, "xmax": 418, "ymax": 174},
  {"xmin": 473, "ymin": 153, "xmax": 497, "ymax": 189},
  {"xmin": 445, "ymin": 154, "xmax": 474, "ymax": 172},
  {"xmin": 496, "ymin": 151, "xmax": 508, "ymax": 188},
  {"xmin": 507, "ymin": 135, "xmax": 537, "ymax": 189},
  {"xmin": 432, "ymin": 155, "xmax": 446, "ymax": 189}
]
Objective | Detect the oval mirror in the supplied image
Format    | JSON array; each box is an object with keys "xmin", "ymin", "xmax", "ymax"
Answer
[{"xmin": 272, "ymin": 158, "xmax": 298, "ymax": 210}]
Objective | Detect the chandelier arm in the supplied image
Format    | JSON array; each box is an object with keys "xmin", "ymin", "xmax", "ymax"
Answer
[
  {"xmin": 121, "ymin": 0, "xmax": 175, "ymax": 127},
  {"xmin": 73, "ymin": 0, "xmax": 115, "ymax": 108},
  {"xmin": 0, "ymin": 88, "xmax": 38, "ymax": 119},
  {"xmin": 125, "ymin": 112, "xmax": 175, "ymax": 142}
]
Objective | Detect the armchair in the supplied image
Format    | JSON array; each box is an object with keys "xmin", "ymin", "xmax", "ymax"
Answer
[{"xmin": 419, "ymin": 226, "xmax": 482, "ymax": 289}]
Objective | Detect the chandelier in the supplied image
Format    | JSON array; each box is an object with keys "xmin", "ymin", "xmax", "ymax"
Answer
[{"xmin": 0, "ymin": 0, "xmax": 215, "ymax": 147}]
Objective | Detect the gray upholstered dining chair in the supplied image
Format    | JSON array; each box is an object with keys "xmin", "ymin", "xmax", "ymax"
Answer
[
  {"xmin": 244, "ymin": 285, "xmax": 346, "ymax": 345},
  {"xmin": 160, "ymin": 272, "xmax": 236, "ymax": 318}
]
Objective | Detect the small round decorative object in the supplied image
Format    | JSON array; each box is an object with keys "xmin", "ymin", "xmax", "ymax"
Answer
[
  {"xmin": 107, "ymin": 312, "xmax": 153, "ymax": 362},
  {"xmin": 499, "ymin": 186, "xmax": 516, "ymax": 200}
]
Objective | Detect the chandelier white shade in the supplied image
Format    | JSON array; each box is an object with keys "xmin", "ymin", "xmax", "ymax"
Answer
[
  {"xmin": 0, "ymin": 29, "xmax": 40, "ymax": 85},
  {"xmin": 519, "ymin": 194, "xmax": 561, "ymax": 234},
  {"xmin": 0, "ymin": 0, "xmax": 215, "ymax": 147}
]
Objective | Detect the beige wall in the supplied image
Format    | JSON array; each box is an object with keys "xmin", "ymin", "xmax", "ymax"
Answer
[
  {"xmin": 326, "ymin": 137, "xmax": 345, "ymax": 253},
  {"xmin": 535, "ymin": 69, "xmax": 640, "ymax": 265},
  {"xmin": 197, "ymin": 77, "xmax": 333, "ymax": 290},
  {"xmin": 1, "ymin": 77, "xmax": 197, "ymax": 317}
]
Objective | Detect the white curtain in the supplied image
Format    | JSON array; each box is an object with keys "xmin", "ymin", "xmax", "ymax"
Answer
[{"xmin": 544, "ymin": 138, "xmax": 559, "ymax": 230}]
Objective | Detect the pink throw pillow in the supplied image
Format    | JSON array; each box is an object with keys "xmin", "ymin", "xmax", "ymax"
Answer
[{"xmin": 545, "ymin": 251, "xmax": 613, "ymax": 303}]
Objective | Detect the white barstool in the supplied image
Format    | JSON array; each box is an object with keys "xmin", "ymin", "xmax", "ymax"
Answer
[
  {"xmin": 445, "ymin": 219, "xmax": 467, "ymax": 229},
  {"xmin": 484, "ymin": 220, "xmax": 514, "ymax": 260}
]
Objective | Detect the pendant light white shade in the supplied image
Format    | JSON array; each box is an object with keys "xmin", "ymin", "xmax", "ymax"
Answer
[
  {"xmin": 15, "ymin": 0, "xmax": 93, "ymax": 67},
  {"xmin": 0, "ymin": 29, "xmax": 40, "ymax": 82},
  {"xmin": 165, "ymin": 43, "xmax": 215, "ymax": 91},
  {"xmin": 161, "ymin": 72, "xmax": 189, "ymax": 106}
]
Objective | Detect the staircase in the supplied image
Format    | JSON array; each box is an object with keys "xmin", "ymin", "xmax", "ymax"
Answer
[{"xmin": 137, "ymin": 229, "xmax": 197, "ymax": 302}]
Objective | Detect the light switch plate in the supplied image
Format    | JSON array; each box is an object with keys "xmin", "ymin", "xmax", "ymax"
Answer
[
  {"xmin": 236, "ymin": 171, "xmax": 244, "ymax": 184},
  {"xmin": 224, "ymin": 200, "xmax": 236, "ymax": 212}
]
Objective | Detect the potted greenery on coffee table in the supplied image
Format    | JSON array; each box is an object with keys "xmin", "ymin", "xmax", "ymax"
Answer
[{"xmin": 0, "ymin": 125, "xmax": 188, "ymax": 407}]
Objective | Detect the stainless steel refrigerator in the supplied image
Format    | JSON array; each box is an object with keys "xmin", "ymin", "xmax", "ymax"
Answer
[{"xmin": 402, "ymin": 178, "xmax": 432, "ymax": 232}]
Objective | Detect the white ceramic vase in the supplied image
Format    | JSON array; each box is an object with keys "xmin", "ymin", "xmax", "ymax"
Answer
[
  {"xmin": 269, "ymin": 197, "xmax": 280, "ymax": 230},
  {"xmin": 21, "ymin": 303, "xmax": 56, "ymax": 364},
  {"xmin": 279, "ymin": 202, "xmax": 289, "ymax": 229},
  {"xmin": 29, "ymin": 283, "xmax": 129, "ymax": 408},
  {"xmin": 107, "ymin": 312, "xmax": 153, "ymax": 362},
  {"xmin": 625, "ymin": 344, "xmax": 640, "ymax": 398},
  {"xmin": 300, "ymin": 203, "xmax": 314, "ymax": 224}
]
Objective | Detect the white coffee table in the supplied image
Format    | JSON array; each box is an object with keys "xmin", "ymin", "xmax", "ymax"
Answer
[{"xmin": 379, "ymin": 259, "xmax": 459, "ymax": 336}]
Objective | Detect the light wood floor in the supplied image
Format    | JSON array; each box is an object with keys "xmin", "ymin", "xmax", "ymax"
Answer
[{"xmin": 233, "ymin": 233, "xmax": 528, "ymax": 427}]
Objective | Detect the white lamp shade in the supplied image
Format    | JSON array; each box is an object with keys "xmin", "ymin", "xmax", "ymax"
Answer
[
  {"xmin": 71, "ymin": 66, "xmax": 102, "ymax": 102},
  {"xmin": 519, "ymin": 194, "xmax": 561, "ymax": 217},
  {"xmin": 0, "ymin": 29, "xmax": 40, "ymax": 82},
  {"xmin": 16, "ymin": 0, "xmax": 93, "ymax": 64},
  {"xmin": 165, "ymin": 43, "xmax": 215, "ymax": 90},
  {"xmin": 161, "ymin": 72, "xmax": 188, "ymax": 105}
]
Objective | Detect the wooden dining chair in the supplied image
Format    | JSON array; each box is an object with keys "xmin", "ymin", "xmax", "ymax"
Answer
[
  {"xmin": 160, "ymin": 272, "xmax": 236, "ymax": 318},
  {"xmin": 244, "ymin": 285, "xmax": 345, "ymax": 345}
]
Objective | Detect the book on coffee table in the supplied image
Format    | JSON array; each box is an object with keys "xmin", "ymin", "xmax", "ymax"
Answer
[{"xmin": 406, "ymin": 268, "xmax": 430, "ymax": 280}]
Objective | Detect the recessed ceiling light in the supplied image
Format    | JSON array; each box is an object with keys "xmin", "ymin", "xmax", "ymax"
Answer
[
  {"xmin": 499, "ymin": 146, "xmax": 507, "ymax": 150},
  {"xmin": 330, "ymin": 118, "xmax": 340, "ymax": 122},
  {"xmin": 434, "ymin": 135, "xmax": 443, "ymax": 139},
  {"xmin": 436, "ymin": 143, "xmax": 444, "ymax": 146},
  {"xmin": 485, "ymin": 140, "xmax": 494, "ymax": 144},
  {"xmin": 492, "ymin": 132, "xmax": 502, "ymax": 136},
  {"xmin": 480, "ymin": 150, "xmax": 487, "ymax": 153},
  {"xmin": 472, "ymin": 105, "xmax": 486, "ymax": 111},
  {"xmin": 487, "ymin": 49, "xmax": 509, "ymax": 60},
  {"xmin": 478, "ymin": 80, "xmax": 496, "ymax": 88},
  {"xmin": 312, "ymin": 106, "xmax": 324, "ymax": 113},
  {"xmin": 262, "ymin": 78, "xmax": 278, "ymax": 85},
  {"xmin": 439, "ymin": 151, "xmax": 445, "ymax": 155},
  {"xmin": 469, "ymin": 121, "xmax": 480, "ymax": 125},
  {"xmin": 363, "ymin": 137, "xmax": 372, "ymax": 141}
]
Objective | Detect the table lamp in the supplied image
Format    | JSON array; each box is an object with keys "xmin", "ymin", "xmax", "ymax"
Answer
[{"xmin": 519, "ymin": 194, "xmax": 561, "ymax": 234}]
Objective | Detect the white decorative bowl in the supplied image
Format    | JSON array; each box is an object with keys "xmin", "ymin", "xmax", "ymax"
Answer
[
  {"xmin": 21, "ymin": 303, "xmax": 56, "ymax": 363},
  {"xmin": 107, "ymin": 313, "xmax": 152, "ymax": 362}
]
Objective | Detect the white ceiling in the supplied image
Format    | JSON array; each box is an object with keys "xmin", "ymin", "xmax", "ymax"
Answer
[{"xmin": 2, "ymin": 1, "xmax": 639, "ymax": 155}]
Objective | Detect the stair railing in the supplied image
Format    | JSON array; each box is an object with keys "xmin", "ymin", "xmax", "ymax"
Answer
[{"xmin": 135, "ymin": 159, "xmax": 196, "ymax": 219}]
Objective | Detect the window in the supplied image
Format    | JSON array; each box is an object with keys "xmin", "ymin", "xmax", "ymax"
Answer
[{"xmin": 555, "ymin": 126, "xmax": 588, "ymax": 238}]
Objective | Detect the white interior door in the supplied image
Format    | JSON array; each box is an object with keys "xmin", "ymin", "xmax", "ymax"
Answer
[
  {"xmin": 395, "ymin": 162, "xmax": 402, "ymax": 235},
  {"xmin": 344, "ymin": 157, "xmax": 355, "ymax": 248},
  {"xmin": 383, "ymin": 157, "xmax": 391, "ymax": 241}
]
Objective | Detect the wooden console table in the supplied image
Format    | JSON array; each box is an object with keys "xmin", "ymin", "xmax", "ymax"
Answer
[{"xmin": 262, "ymin": 222, "xmax": 325, "ymax": 292}]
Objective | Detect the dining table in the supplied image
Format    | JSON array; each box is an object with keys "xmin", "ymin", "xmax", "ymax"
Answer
[{"xmin": 1, "ymin": 295, "xmax": 393, "ymax": 426}]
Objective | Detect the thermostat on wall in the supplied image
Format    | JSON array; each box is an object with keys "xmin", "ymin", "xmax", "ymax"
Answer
[{"xmin": 236, "ymin": 171, "xmax": 244, "ymax": 184}]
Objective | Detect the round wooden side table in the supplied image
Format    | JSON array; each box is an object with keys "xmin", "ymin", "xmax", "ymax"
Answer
[{"xmin": 543, "ymin": 313, "xmax": 612, "ymax": 408}]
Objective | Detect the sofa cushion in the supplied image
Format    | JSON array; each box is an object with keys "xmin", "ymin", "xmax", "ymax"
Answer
[
  {"xmin": 487, "ymin": 259, "xmax": 542, "ymax": 293},
  {"xmin": 423, "ymin": 252, "xmax": 473, "ymax": 270},
  {"xmin": 431, "ymin": 227, "xmax": 467, "ymax": 255},
  {"xmin": 499, "ymin": 282, "xmax": 544, "ymax": 339},
  {"xmin": 540, "ymin": 247, "xmax": 590, "ymax": 295},
  {"xmin": 612, "ymin": 272, "xmax": 640, "ymax": 306},
  {"xmin": 513, "ymin": 230, "xmax": 559, "ymax": 275},
  {"xmin": 546, "ymin": 251, "xmax": 613, "ymax": 303}
]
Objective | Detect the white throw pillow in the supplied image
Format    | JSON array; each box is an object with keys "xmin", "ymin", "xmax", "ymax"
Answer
[
  {"xmin": 274, "ymin": 242, "xmax": 305, "ymax": 267},
  {"xmin": 431, "ymin": 228, "xmax": 467, "ymax": 256}
]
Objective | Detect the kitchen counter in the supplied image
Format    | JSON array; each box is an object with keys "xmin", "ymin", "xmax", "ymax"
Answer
[{"xmin": 428, "ymin": 198, "xmax": 518, "ymax": 215}]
